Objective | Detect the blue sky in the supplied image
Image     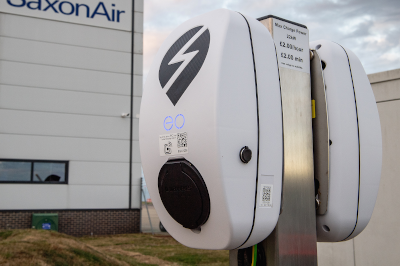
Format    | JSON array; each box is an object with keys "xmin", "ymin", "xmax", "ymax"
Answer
[{"xmin": 143, "ymin": 0, "xmax": 400, "ymax": 81}]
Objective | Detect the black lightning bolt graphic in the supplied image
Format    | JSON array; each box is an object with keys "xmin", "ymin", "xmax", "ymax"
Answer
[{"xmin": 159, "ymin": 26, "xmax": 210, "ymax": 105}]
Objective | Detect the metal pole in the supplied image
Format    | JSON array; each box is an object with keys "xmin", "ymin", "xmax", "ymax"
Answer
[
  {"xmin": 260, "ymin": 15, "xmax": 318, "ymax": 265},
  {"xmin": 142, "ymin": 187, "xmax": 154, "ymax": 235},
  {"xmin": 139, "ymin": 177, "xmax": 143, "ymax": 233},
  {"xmin": 230, "ymin": 16, "xmax": 318, "ymax": 265}
]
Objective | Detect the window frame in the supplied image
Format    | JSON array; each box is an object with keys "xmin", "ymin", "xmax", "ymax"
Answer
[{"xmin": 0, "ymin": 159, "xmax": 69, "ymax": 184}]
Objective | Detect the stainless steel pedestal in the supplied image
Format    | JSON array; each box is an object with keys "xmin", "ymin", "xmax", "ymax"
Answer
[{"xmin": 230, "ymin": 15, "xmax": 318, "ymax": 266}]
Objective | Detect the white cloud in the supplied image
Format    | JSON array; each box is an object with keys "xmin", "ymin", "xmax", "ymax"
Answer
[
  {"xmin": 143, "ymin": 29, "xmax": 169, "ymax": 81},
  {"xmin": 143, "ymin": 0, "xmax": 400, "ymax": 80}
]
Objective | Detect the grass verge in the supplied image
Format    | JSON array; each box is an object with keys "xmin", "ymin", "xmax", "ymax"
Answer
[
  {"xmin": 0, "ymin": 230, "xmax": 229, "ymax": 266},
  {"xmin": 82, "ymin": 233, "xmax": 229, "ymax": 266}
]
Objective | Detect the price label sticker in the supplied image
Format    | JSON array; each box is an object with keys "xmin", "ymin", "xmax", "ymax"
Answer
[{"xmin": 272, "ymin": 18, "xmax": 310, "ymax": 74}]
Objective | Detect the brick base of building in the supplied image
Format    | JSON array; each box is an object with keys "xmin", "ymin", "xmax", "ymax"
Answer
[{"xmin": 0, "ymin": 209, "xmax": 141, "ymax": 236}]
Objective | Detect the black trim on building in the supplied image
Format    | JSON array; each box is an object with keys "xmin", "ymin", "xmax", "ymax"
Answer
[{"xmin": 129, "ymin": 0, "xmax": 136, "ymax": 209}]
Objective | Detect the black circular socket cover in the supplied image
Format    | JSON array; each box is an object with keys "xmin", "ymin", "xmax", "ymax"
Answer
[
  {"xmin": 158, "ymin": 159, "xmax": 210, "ymax": 229},
  {"xmin": 240, "ymin": 146, "xmax": 252, "ymax": 163}
]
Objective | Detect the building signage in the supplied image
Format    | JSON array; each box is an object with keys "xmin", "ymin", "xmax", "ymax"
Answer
[{"xmin": 0, "ymin": 0, "xmax": 132, "ymax": 31}]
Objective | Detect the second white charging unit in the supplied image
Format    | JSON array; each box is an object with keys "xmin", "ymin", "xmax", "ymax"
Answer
[{"xmin": 139, "ymin": 7, "xmax": 382, "ymax": 266}]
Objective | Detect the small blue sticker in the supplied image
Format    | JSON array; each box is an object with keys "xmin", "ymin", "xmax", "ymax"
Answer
[{"xmin": 42, "ymin": 223, "xmax": 51, "ymax": 230}]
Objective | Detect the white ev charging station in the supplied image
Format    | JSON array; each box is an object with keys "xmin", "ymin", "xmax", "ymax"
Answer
[
  {"xmin": 310, "ymin": 40, "xmax": 382, "ymax": 242},
  {"xmin": 140, "ymin": 9, "xmax": 283, "ymax": 250},
  {"xmin": 139, "ymin": 8, "xmax": 382, "ymax": 266}
]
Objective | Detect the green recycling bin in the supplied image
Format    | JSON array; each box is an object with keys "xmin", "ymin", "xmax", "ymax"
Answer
[{"xmin": 32, "ymin": 213, "xmax": 58, "ymax": 231}]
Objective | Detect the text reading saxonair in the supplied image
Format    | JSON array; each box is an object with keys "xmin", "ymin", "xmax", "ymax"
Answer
[{"xmin": 7, "ymin": 0, "xmax": 126, "ymax": 23}]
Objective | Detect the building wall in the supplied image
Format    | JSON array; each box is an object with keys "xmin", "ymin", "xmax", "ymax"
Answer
[
  {"xmin": 317, "ymin": 68, "xmax": 400, "ymax": 265},
  {"xmin": 132, "ymin": 0, "xmax": 144, "ymax": 209},
  {"xmin": 0, "ymin": 209, "xmax": 140, "ymax": 236},
  {"xmin": 0, "ymin": 0, "xmax": 143, "ymax": 234}
]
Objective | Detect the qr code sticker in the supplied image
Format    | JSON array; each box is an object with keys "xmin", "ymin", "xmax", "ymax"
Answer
[
  {"xmin": 177, "ymin": 132, "xmax": 187, "ymax": 148},
  {"xmin": 260, "ymin": 184, "xmax": 273, "ymax": 207}
]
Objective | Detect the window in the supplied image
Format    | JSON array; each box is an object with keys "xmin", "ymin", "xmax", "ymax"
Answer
[{"xmin": 0, "ymin": 159, "xmax": 68, "ymax": 184}]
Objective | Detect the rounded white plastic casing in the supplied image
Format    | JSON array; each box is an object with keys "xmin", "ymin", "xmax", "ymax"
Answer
[
  {"xmin": 139, "ymin": 9, "xmax": 283, "ymax": 249},
  {"xmin": 310, "ymin": 40, "xmax": 382, "ymax": 242}
]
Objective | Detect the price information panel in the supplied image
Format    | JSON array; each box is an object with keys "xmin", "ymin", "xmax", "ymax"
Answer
[{"xmin": 272, "ymin": 18, "xmax": 310, "ymax": 74}]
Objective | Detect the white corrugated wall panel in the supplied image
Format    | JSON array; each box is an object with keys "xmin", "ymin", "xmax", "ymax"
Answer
[
  {"xmin": 131, "ymin": 141, "xmax": 141, "ymax": 163},
  {"xmin": 133, "ymin": 74, "xmax": 143, "ymax": 97},
  {"xmin": 131, "ymin": 185, "xmax": 142, "ymax": 209},
  {"xmin": 0, "ymin": 134, "xmax": 130, "ymax": 163},
  {"xmin": 68, "ymin": 185, "xmax": 129, "ymax": 209},
  {"xmin": 131, "ymin": 163, "xmax": 142, "ymax": 186},
  {"xmin": 0, "ymin": 13, "xmax": 131, "ymax": 52},
  {"xmin": 0, "ymin": 8, "xmax": 143, "ymax": 211},
  {"xmin": 69, "ymin": 161, "xmax": 130, "ymax": 186},
  {"xmin": 0, "ymin": 184, "xmax": 129, "ymax": 210},
  {"xmin": 133, "ymin": 54, "xmax": 143, "ymax": 75},
  {"xmin": 0, "ymin": 185, "xmax": 69, "ymax": 210},
  {"xmin": 133, "ymin": 96, "xmax": 142, "ymax": 118},
  {"xmin": 0, "ymin": 85, "xmax": 130, "ymax": 117},
  {"xmin": 132, "ymin": 119, "xmax": 139, "ymax": 141},
  {"xmin": 0, "ymin": 37, "xmax": 131, "ymax": 73},
  {"xmin": 0, "ymin": 109, "xmax": 130, "ymax": 140},
  {"xmin": 0, "ymin": 61, "xmax": 131, "ymax": 95},
  {"xmin": 134, "ymin": 32, "xmax": 143, "ymax": 54}
]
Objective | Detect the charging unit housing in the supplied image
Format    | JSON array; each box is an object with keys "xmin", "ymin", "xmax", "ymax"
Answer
[
  {"xmin": 310, "ymin": 40, "xmax": 382, "ymax": 242},
  {"xmin": 139, "ymin": 9, "xmax": 283, "ymax": 250}
]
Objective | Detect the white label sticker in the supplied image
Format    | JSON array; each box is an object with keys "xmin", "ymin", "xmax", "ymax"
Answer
[
  {"xmin": 159, "ymin": 132, "xmax": 188, "ymax": 156},
  {"xmin": 259, "ymin": 184, "xmax": 273, "ymax": 208},
  {"xmin": 272, "ymin": 18, "xmax": 310, "ymax": 73}
]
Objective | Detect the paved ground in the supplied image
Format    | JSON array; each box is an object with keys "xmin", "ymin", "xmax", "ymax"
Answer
[{"xmin": 141, "ymin": 203, "xmax": 169, "ymax": 235}]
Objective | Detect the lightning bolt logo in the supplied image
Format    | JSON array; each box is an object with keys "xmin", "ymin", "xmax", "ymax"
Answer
[{"xmin": 159, "ymin": 26, "xmax": 210, "ymax": 105}]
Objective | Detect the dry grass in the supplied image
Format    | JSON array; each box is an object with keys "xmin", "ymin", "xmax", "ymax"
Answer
[
  {"xmin": 81, "ymin": 233, "xmax": 228, "ymax": 266},
  {"xmin": 0, "ymin": 230, "xmax": 229, "ymax": 266},
  {"xmin": 0, "ymin": 229, "xmax": 125, "ymax": 266}
]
